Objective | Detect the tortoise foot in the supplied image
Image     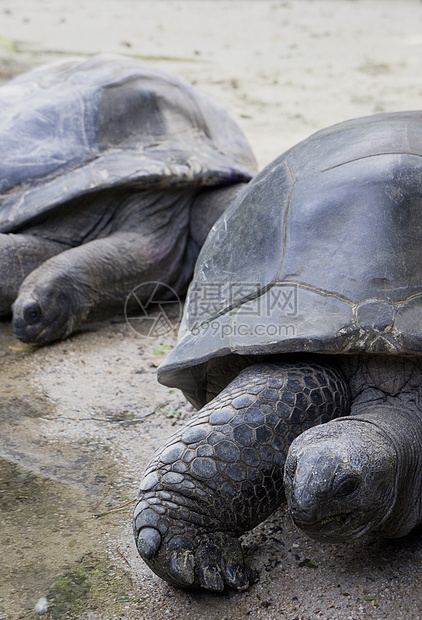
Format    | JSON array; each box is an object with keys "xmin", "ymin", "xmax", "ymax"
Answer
[{"xmin": 134, "ymin": 499, "xmax": 254, "ymax": 591}]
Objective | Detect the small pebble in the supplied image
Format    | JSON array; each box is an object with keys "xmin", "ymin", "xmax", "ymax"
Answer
[{"xmin": 34, "ymin": 597, "xmax": 48, "ymax": 614}]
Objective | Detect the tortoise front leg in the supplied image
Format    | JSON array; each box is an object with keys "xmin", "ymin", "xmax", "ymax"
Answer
[{"xmin": 134, "ymin": 361, "xmax": 350, "ymax": 591}]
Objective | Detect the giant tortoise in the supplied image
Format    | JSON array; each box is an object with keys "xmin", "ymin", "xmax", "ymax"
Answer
[
  {"xmin": 0, "ymin": 54, "xmax": 256, "ymax": 345},
  {"xmin": 133, "ymin": 111, "xmax": 422, "ymax": 591}
]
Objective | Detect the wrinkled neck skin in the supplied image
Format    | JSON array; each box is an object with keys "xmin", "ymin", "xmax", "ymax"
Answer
[{"xmin": 342, "ymin": 355, "xmax": 422, "ymax": 537}]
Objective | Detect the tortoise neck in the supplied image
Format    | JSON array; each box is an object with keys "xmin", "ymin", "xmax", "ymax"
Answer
[
  {"xmin": 351, "ymin": 400, "xmax": 422, "ymax": 537},
  {"xmin": 340, "ymin": 354, "xmax": 422, "ymax": 400}
]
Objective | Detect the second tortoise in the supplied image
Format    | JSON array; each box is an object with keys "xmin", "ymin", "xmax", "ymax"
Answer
[
  {"xmin": 0, "ymin": 54, "xmax": 256, "ymax": 345},
  {"xmin": 133, "ymin": 111, "xmax": 422, "ymax": 590}
]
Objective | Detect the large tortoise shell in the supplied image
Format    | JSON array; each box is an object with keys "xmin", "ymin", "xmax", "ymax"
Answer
[
  {"xmin": 159, "ymin": 112, "xmax": 422, "ymax": 407},
  {"xmin": 0, "ymin": 54, "xmax": 255, "ymax": 233}
]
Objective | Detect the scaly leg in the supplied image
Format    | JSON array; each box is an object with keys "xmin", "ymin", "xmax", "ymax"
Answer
[{"xmin": 134, "ymin": 361, "xmax": 350, "ymax": 591}]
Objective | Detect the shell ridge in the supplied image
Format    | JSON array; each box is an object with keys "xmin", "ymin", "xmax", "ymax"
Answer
[
  {"xmin": 276, "ymin": 160, "xmax": 297, "ymax": 283},
  {"xmin": 295, "ymin": 151, "xmax": 422, "ymax": 182}
]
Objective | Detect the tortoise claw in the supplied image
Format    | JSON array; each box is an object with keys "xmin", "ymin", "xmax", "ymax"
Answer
[
  {"xmin": 167, "ymin": 547, "xmax": 196, "ymax": 587},
  {"xmin": 198, "ymin": 562, "xmax": 225, "ymax": 592},
  {"xmin": 224, "ymin": 563, "xmax": 254, "ymax": 591},
  {"xmin": 194, "ymin": 532, "xmax": 254, "ymax": 591},
  {"xmin": 136, "ymin": 526, "xmax": 162, "ymax": 560},
  {"xmin": 195, "ymin": 542, "xmax": 225, "ymax": 591}
]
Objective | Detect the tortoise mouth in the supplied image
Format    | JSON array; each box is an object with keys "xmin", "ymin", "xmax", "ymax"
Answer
[{"xmin": 292, "ymin": 512, "xmax": 356, "ymax": 541}]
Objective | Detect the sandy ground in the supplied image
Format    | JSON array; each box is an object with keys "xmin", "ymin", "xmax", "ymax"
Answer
[{"xmin": 1, "ymin": 1, "xmax": 422, "ymax": 619}]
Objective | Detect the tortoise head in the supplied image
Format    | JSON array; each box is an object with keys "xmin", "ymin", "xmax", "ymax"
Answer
[
  {"xmin": 12, "ymin": 280, "xmax": 75, "ymax": 346},
  {"xmin": 283, "ymin": 418, "xmax": 398, "ymax": 542}
]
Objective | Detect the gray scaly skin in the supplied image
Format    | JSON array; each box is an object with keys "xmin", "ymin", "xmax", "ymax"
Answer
[
  {"xmin": 134, "ymin": 361, "xmax": 350, "ymax": 591},
  {"xmin": 7, "ymin": 186, "xmax": 244, "ymax": 346},
  {"xmin": 0, "ymin": 233, "xmax": 69, "ymax": 316},
  {"xmin": 284, "ymin": 356, "xmax": 422, "ymax": 543}
]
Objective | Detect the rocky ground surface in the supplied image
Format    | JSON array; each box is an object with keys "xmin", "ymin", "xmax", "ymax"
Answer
[{"xmin": 1, "ymin": 1, "xmax": 422, "ymax": 618}]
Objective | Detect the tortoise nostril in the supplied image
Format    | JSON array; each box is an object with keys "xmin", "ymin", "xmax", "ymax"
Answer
[
  {"xmin": 23, "ymin": 302, "xmax": 42, "ymax": 325},
  {"xmin": 288, "ymin": 494, "xmax": 318, "ymax": 524}
]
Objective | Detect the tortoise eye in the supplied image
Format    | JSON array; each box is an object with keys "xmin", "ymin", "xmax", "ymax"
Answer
[
  {"xmin": 23, "ymin": 302, "xmax": 42, "ymax": 325},
  {"xmin": 334, "ymin": 476, "xmax": 359, "ymax": 498}
]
